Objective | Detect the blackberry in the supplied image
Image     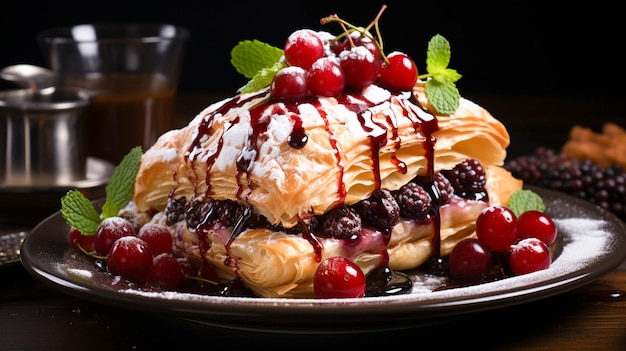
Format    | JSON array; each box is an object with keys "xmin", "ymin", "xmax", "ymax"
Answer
[
  {"xmin": 213, "ymin": 199, "xmax": 247, "ymax": 227},
  {"xmin": 319, "ymin": 206, "xmax": 362, "ymax": 241},
  {"xmin": 392, "ymin": 182, "xmax": 432, "ymax": 219},
  {"xmin": 443, "ymin": 158, "xmax": 488, "ymax": 201},
  {"xmin": 504, "ymin": 147, "xmax": 626, "ymax": 221},
  {"xmin": 270, "ymin": 216, "xmax": 319, "ymax": 234},
  {"xmin": 412, "ymin": 172, "xmax": 452, "ymax": 205},
  {"xmin": 165, "ymin": 197, "xmax": 187, "ymax": 225},
  {"xmin": 184, "ymin": 198, "xmax": 247, "ymax": 230},
  {"xmin": 185, "ymin": 199, "xmax": 215, "ymax": 230},
  {"xmin": 434, "ymin": 171, "xmax": 454, "ymax": 205},
  {"xmin": 352, "ymin": 189, "xmax": 400, "ymax": 231}
]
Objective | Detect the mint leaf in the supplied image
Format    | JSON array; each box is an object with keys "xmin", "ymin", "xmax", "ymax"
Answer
[
  {"xmin": 238, "ymin": 61, "xmax": 286, "ymax": 93},
  {"xmin": 426, "ymin": 34, "xmax": 451, "ymax": 73},
  {"xmin": 230, "ymin": 40, "xmax": 284, "ymax": 79},
  {"xmin": 101, "ymin": 146, "xmax": 143, "ymax": 219},
  {"xmin": 508, "ymin": 189, "xmax": 546, "ymax": 217},
  {"xmin": 60, "ymin": 190, "xmax": 101, "ymax": 235},
  {"xmin": 419, "ymin": 34, "xmax": 463, "ymax": 115},
  {"xmin": 424, "ymin": 79, "xmax": 460, "ymax": 115},
  {"xmin": 60, "ymin": 147, "xmax": 142, "ymax": 234}
]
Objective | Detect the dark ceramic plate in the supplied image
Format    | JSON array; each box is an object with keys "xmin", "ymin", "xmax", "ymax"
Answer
[{"xmin": 19, "ymin": 186, "xmax": 626, "ymax": 333}]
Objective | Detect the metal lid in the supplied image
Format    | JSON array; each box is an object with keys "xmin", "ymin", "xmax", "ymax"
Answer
[{"xmin": 0, "ymin": 87, "xmax": 92, "ymax": 111}]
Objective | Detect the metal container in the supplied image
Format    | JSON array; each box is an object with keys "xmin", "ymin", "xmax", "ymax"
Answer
[{"xmin": 0, "ymin": 87, "xmax": 92, "ymax": 186}]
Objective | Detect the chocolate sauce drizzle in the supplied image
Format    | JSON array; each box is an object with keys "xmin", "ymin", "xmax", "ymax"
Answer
[{"xmin": 183, "ymin": 88, "xmax": 444, "ymax": 296}]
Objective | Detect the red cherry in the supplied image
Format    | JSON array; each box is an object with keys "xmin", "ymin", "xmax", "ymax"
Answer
[
  {"xmin": 284, "ymin": 29, "xmax": 324, "ymax": 69},
  {"xmin": 475, "ymin": 205, "xmax": 518, "ymax": 252},
  {"xmin": 339, "ymin": 32, "xmax": 381, "ymax": 61},
  {"xmin": 307, "ymin": 57, "xmax": 345, "ymax": 97},
  {"xmin": 338, "ymin": 46, "xmax": 379, "ymax": 90},
  {"xmin": 106, "ymin": 236, "xmax": 153, "ymax": 283},
  {"xmin": 146, "ymin": 253, "xmax": 186, "ymax": 289},
  {"xmin": 377, "ymin": 51, "xmax": 418, "ymax": 91},
  {"xmin": 509, "ymin": 238, "xmax": 551, "ymax": 275},
  {"xmin": 94, "ymin": 216, "xmax": 136, "ymax": 256},
  {"xmin": 137, "ymin": 223, "xmax": 173, "ymax": 255},
  {"xmin": 270, "ymin": 66, "xmax": 308, "ymax": 100},
  {"xmin": 448, "ymin": 238, "xmax": 493, "ymax": 278},
  {"xmin": 516, "ymin": 210, "xmax": 557, "ymax": 245},
  {"xmin": 313, "ymin": 256, "xmax": 366, "ymax": 298},
  {"xmin": 68, "ymin": 227, "xmax": 95, "ymax": 253},
  {"xmin": 176, "ymin": 257, "xmax": 197, "ymax": 277}
]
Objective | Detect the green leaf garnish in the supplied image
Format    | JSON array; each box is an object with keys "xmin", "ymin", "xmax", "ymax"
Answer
[
  {"xmin": 61, "ymin": 146, "xmax": 143, "ymax": 234},
  {"xmin": 101, "ymin": 146, "xmax": 143, "ymax": 218},
  {"xmin": 508, "ymin": 189, "xmax": 546, "ymax": 217},
  {"xmin": 230, "ymin": 40, "xmax": 284, "ymax": 78},
  {"xmin": 418, "ymin": 34, "xmax": 462, "ymax": 115},
  {"xmin": 60, "ymin": 189, "xmax": 101, "ymax": 235},
  {"xmin": 231, "ymin": 40, "xmax": 284, "ymax": 93},
  {"xmin": 238, "ymin": 61, "xmax": 286, "ymax": 94},
  {"xmin": 424, "ymin": 79, "xmax": 460, "ymax": 115}
]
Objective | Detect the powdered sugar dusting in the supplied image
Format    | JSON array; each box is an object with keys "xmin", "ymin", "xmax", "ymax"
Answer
[
  {"xmin": 67, "ymin": 268, "xmax": 93, "ymax": 279},
  {"xmin": 362, "ymin": 84, "xmax": 390, "ymax": 104},
  {"xmin": 119, "ymin": 215, "xmax": 617, "ymax": 306},
  {"xmin": 404, "ymin": 217, "xmax": 612, "ymax": 300},
  {"xmin": 553, "ymin": 217, "xmax": 611, "ymax": 261},
  {"xmin": 151, "ymin": 147, "xmax": 177, "ymax": 162}
]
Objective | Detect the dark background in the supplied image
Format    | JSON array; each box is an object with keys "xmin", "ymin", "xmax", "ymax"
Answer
[{"xmin": 1, "ymin": 1, "xmax": 624, "ymax": 99}]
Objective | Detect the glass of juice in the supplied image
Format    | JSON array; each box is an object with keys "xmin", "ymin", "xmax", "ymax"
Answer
[{"xmin": 38, "ymin": 23, "xmax": 189, "ymax": 165}]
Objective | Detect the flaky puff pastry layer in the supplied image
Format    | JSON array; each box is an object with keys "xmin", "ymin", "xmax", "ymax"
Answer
[
  {"xmin": 158, "ymin": 194, "xmax": 491, "ymax": 298},
  {"xmin": 134, "ymin": 81, "xmax": 512, "ymax": 228},
  {"xmin": 413, "ymin": 82, "xmax": 510, "ymax": 171},
  {"xmin": 156, "ymin": 166, "xmax": 522, "ymax": 298}
]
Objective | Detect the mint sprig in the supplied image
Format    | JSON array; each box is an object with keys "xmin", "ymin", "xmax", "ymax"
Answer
[
  {"xmin": 508, "ymin": 189, "xmax": 546, "ymax": 217},
  {"xmin": 231, "ymin": 40, "xmax": 285, "ymax": 93},
  {"xmin": 101, "ymin": 146, "xmax": 143, "ymax": 218},
  {"xmin": 60, "ymin": 190, "xmax": 102, "ymax": 235},
  {"xmin": 418, "ymin": 34, "xmax": 462, "ymax": 115},
  {"xmin": 238, "ymin": 61, "xmax": 286, "ymax": 94},
  {"xmin": 60, "ymin": 146, "xmax": 143, "ymax": 235}
]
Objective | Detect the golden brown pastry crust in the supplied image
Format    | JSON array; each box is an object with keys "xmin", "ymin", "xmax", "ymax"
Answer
[
  {"xmin": 134, "ymin": 81, "xmax": 513, "ymax": 227},
  {"xmin": 413, "ymin": 83, "xmax": 510, "ymax": 171},
  {"xmin": 134, "ymin": 81, "xmax": 521, "ymax": 298}
]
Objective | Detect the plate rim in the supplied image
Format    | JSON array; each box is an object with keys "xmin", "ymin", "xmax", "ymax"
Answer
[{"xmin": 19, "ymin": 185, "xmax": 626, "ymax": 331}]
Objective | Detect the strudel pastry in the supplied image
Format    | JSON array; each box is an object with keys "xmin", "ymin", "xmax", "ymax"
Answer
[{"xmin": 131, "ymin": 78, "xmax": 521, "ymax": 298}]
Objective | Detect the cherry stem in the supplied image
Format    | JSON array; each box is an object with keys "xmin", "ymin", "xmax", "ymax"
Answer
[
  {"xmin": 185, "ymin": 275, "xmax": 218, "ymax": 286},
  {"xmin": 338, "ymin": 21, "xmax": 354, "ymax": 47},
  {"xmin": 320, "ymin": 5, "xmax": 390, "ymax": 64},
  {"xmin": 496, "ymin": 252, "xmax": 509, "ymax": 278},
  {"xmin": 73, "ymin": 239, "xmax": 107, "ymax": 260},
  {"xmin": 364, "ymin": 4, "xmax": 387, "ymax": 54}
]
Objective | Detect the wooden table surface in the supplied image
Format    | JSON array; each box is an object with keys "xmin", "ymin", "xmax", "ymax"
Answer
[{"xmin": 1, "ymin": 91, "xmax": 625, "ymax": 350}]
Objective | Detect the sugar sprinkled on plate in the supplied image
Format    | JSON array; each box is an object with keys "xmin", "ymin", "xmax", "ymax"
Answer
[{"xmin": 119, "ymin": 216, "xmax": 612, "ymax": 305}]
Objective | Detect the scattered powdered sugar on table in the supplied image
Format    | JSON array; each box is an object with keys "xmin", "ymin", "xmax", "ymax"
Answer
[{"xmin": 119, "ymin": 216, "xmax": 613, "ymax": 305}]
